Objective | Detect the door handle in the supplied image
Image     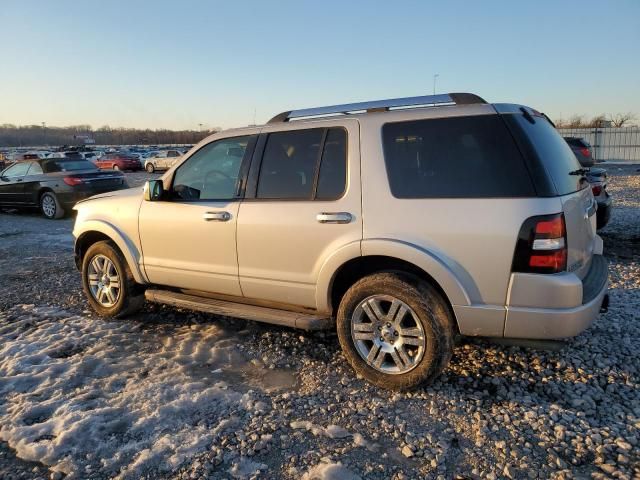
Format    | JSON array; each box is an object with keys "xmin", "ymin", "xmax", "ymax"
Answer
[
  {"xmin": 316, "ymin": 212, "xmax": 352, "ymax": 224},
  {"xmin": 203, "ymin": 211, "xmax": 231, "ymax": 222}
]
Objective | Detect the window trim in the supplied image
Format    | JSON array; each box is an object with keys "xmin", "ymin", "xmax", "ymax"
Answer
[
  {"xmin": 244, "ymin": 126, "xmax": 348, "ymax": 202},
  {"xmin": 166, "ymin": 134, "xmax": 257, "ymax": 203},
  {"xmin": 381, "ymin": 115, "xmax": 537, "ymax": 200}
]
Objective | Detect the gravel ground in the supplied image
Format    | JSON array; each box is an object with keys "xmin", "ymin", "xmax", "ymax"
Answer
[{"xmin": 0, "ymin": 167, "xmax": 638, "ymax": 480}]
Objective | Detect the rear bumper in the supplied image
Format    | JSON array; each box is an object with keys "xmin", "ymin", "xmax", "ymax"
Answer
[{"xmin": 503, "ymin": 255, "xmax": 608, "ymax": 339}]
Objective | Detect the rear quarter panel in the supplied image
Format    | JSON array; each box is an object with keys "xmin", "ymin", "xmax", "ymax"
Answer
[{"xmin": 358, "ymin": 108, "xmax": 564, "ymax": 309}]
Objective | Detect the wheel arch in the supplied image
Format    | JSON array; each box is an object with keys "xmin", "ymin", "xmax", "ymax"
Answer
[
  {"xmin": 319, "ymin": 239, "xmax": 473, "ymax": 331},
  {"xmin": 74, "ymin": 220, "xmax": 147, "ymax": 284}
]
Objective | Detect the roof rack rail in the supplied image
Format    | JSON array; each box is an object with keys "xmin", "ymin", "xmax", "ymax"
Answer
[{"xmin": 267, "ymin": 92, "xmax": 486, "ymax": 124}]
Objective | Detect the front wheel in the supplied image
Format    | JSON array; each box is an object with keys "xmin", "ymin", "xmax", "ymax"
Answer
[
  {"xmin": 40, "ymin": 191, "xmax": 65, "ymax": 219},
  {"xmin": 82, "ymin": 241, "xmax": 144, "ymax": 317},
  {"xmin": 336, "ymin": 272, "xmax": 455, "ymax": 390},
  {"xmin": 145, "ymin": 163, "xmax": 155, "ymax": 173}
]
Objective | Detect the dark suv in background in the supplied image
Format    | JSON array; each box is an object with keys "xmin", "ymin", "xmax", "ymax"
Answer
[{"xmin": 563, "ymin": 136, "xmax": 611, "ymax": 229}]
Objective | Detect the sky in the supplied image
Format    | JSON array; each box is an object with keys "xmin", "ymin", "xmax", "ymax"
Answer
[{"xmin": 1, "ymin": 0, "xmax": 639, "ymax": 130}]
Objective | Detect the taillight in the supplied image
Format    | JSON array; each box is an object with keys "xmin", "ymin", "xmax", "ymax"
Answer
[
  {"xmin": 579, "ymin": 147, "xmax": 591, "ymax": 157},
  {"xmin": 512, "ymin": 213, "xmax": 567, "ymax": 274},
  {"xmin": 592, "ymin": 185, "xmax": 602, "ymax": 196},
  {"xmin": 63, "ymin": 177, "xmax": 83, "ymax": 186}
]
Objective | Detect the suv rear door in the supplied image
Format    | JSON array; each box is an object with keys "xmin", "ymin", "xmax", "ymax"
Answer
[{"xmin": 236, "ymin": 119, "xmax": 361, "ymax": 309}]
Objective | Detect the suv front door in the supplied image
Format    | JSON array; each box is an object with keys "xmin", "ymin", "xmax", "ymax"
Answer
[
  {"xmin": 139, "ymin": 133, "xmax": 258, "ymax": 296},
  {"xmin": 237, "ymin": 120, "xmax": 361, "ymax": 310}
]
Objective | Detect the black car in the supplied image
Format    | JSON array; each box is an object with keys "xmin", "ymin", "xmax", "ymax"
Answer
[
  {"xmin": 564, "ymin": 136, "xmax": 595, "ymax": 167},
  {"xmin": 0, "ymin": 158, "xmax": 127, "ymax": 219},
  {"xmin": 563, "ymin": 137, "xmax": 612, "ymax": 230}
]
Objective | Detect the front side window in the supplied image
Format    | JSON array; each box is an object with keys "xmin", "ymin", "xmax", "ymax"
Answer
[
  {"xmin": 27, "ymin": 162, "xmax": 44, "ymax": 175},
  {"xmin": 168, "ymin": 150, "xmax": 180, "ymax": 157},
  {"xmin": 2, "ymin": 162, "xmax": 30, "ymax": 178},
  {"xmin": 257, "ymin": 127, "xmax": 347, "ymax": 200},
  {"xmin": 172, "ymin": 135, "xmax": 254, "ymax": 201},
  {"xmin": 382, "ymin": 115, "xmax": 535, "ymax": 198}
]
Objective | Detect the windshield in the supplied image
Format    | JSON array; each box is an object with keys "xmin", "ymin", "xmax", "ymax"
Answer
[{"xmin": 42, "ymin": 160, "xmax": 98, "ymax": 173}]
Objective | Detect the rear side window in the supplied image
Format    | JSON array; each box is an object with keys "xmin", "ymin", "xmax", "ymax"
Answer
[
  {"xmin": 506, "ymin": 114, "xmax": 584, "ymax": 195},
  {"xmin": 316, "ymin": 128, "xmax": 347, "ymax": 200},
  {"xmin": 257, "ymin": 127, "xmax": 347, "ymax": 200},
  {"xmin": 382, "ymin": 115, "xmax": 535, "ymax": 198}
]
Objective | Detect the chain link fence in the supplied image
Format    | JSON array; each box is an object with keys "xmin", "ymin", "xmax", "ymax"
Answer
[{"xmin": 558, "ymin": 127, "xmax": 640, "ymax": 163}]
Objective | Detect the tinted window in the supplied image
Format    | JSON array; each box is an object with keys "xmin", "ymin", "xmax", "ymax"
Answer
[
  {"xmin": 382, "ymin": 115, "xmax": 535, "ymax": 198},
  {"xmin": 3, "ymin": 162, "xmax": 30, "ymax": 177},
  {"xmin": 27, "ymin": 162, "xmax": 43, "ymax": 175},
  {"xmin": 257, "ymin": 129, "xmax": 323, "ymax": 199},
  {"xmin": 42, "ymin": 160, "xmax": 97, "ymax": 172},
  {"xmin": 316, "ymin": 128, "xmax": 347, "ymax": 200},
  {"xmin": 168, "ymin": 151, "xmax": 180, "ymax": 157},
  {"xmin": 508, "ymin": 114, "xmax": 584, "ymax": 195},
  {"xmin": 172, "ymin": 135, "xmax": 254, "ymax": 201}
]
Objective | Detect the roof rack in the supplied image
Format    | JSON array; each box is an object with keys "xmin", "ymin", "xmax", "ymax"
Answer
[{"xmin": 267, "ymin": 92, "xmax": 486, "ymax": 124}]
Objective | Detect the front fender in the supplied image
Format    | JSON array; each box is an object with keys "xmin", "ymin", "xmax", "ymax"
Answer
[{"xmin": 73, "ymin": 219, "xmax": 148, "ymax": 284}]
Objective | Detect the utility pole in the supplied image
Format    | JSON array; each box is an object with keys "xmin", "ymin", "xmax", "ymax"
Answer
[
  {"xmin": 198, "ymin": 123, "xmax": 203, "ymax": 132},
  {"xmin": 433, "ymin": 74, "xmax": 439, "ymax": 96},
  {"xmin": 42, "ymin": 122, "xmax": 46, "ymax": 146}
]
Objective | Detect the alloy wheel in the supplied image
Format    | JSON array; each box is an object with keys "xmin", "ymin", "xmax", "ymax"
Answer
[
  {"xmin": 41, "ymin": 194, "xmax": 56, "ymax": 218},
  {"xmin": 351, "ymin": 295, "xmax": 426, "ymax": 374},
  {"xmin": 87, "ymin": 254, "xmax": 121, "ymax": 307}
]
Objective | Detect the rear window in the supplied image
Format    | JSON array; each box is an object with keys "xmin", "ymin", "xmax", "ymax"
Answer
[
  {"xmin": 382, "ymin": 115, "xmax": 535, "ymax": 198},
  {"xmin": 507, "ymin": 114, "xmax": 584, "ymax": 195},
  {"xmin": 42, "ymin": 160, "xmax": 97, "ymax": 173},
  {"xmin": 564, "ymin": 137, "xmax": 590, "ymax": 148}
]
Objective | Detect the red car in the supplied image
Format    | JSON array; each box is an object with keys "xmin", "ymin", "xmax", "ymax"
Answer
[{"xmin": 94, "ymin": 153, "xmax": 142, "ymax": 171}]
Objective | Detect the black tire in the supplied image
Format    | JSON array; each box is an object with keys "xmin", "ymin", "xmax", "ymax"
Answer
[
  {"xmin": 81, "ymin": 240, "xmax": 144, "ymax": 318},
  {"xmin": 336, "ymin": 272, "xmax": 455, "ymax": 390},
  {"xmin": 145, "ymin": 163, "xmax": 155, "ymax": 173},
  {"xmin": 40, "ymin": 191, "xmax": 65, "ymax": 219}
]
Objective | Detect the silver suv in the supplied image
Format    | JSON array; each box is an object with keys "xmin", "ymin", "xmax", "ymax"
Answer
[{"xmin": 72, "ymin": 93, "xmax": 609, "ymax": 390}]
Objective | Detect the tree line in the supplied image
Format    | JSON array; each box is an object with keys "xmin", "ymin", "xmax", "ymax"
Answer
[
  {"xmin": 554, "ymin": 112, "xmax": 637, "ymax": 129},
  {"xmin": 0, "ymin": 124, "xmax": 220, "ymax": 148}
]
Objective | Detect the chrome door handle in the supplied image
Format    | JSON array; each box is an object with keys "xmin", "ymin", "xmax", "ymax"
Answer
[
  {"xmin": 203, "ymin": 211, "xmax": 231, "ymax": 222},
  {"xmin": 316, "ymin": 212, "xmax": 352, "ymax": 224}
]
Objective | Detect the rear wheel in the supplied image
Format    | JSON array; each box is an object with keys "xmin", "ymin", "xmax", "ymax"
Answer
[
  {"xmin": 145, "ymin": 162, "xmax": 155, "ymax": 173},
  {"xmin": 112, "ymin": 165, "xmax": 120, "ymax": 171},
  {"xmin": 82, "ymin": 241, "xmax": 144, "ymax": 317},
  {"xmin": 40, "ymin": 191, "xmax": 64, "ymax": 219},
  {"xmin": 337, "ymin": 272, "xmax": 455, "ymax": 390}
]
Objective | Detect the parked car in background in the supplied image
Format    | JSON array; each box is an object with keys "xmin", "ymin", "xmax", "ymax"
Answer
[
  {"xmin": 73, "ymin": 93, "xmax": 608, "ymax": 390},
  {"xmin": 564, "ymin": 137, "xmax": 612, "ymax": 230},
  {"xmin": 586, "ymin": 167, "xmax": 612, "ymax": 230},
  {"xmin": 564, "ymin": 137, "xmax": 595, "ymax": 167},
  {"xmin": 0, "ymin": 158, "xmax": 127, "ymax": 219},
  {"xmin": 144, "ymin": 149, "xmax": 183, "ymax": 173},
  {"xmin": 94, "ymin": 153, "xmax": 142, "ymax": 171}
]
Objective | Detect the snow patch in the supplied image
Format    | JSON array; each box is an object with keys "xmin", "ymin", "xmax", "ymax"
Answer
[
  {"xmin": 302, "ymin": 462, "xmax": 362, "ymax": 480},
  {"xmin": 0, "ymin": 305, "xmax": 294, "ymax": 478}
]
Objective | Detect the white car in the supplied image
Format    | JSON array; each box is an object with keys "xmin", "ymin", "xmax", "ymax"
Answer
[{"xmin": 144, "ymin": 149, "xmax": 183, "ymax": 173}]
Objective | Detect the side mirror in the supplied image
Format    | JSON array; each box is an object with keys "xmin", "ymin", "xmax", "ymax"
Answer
[{"xmin": 143, "ymin": 179, "xmax": 164, "ymax": 201}]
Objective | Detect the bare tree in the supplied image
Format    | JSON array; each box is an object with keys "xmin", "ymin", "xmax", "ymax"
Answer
[
  {"xmin": 588, "ymin": 114, "xmax": 608, "ymax": 128},
  {"xmin": 610, "ymin": 112, "xmax": 637, "ymax": 128}
]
